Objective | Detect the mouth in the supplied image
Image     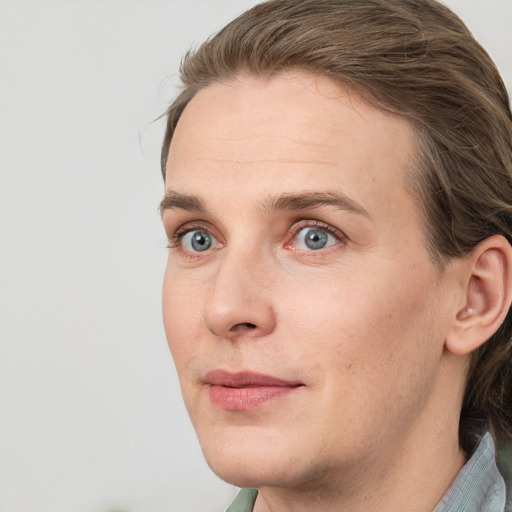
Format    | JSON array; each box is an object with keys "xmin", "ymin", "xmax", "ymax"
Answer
[{"xmin": 204, "ymin": 370, "xmax": 304, "ymax": 411}]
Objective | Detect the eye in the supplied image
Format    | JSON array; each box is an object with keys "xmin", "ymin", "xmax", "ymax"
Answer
[
  {"xmin": 180, "ymin": 229, "xmax": 219, "ymax": 252},
  {"xmin": 292, "ymin": 226, "xmax": 338, "ymax": 251}
]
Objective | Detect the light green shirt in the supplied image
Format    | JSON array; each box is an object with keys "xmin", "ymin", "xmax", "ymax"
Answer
[{"xmin": 226, "ymin": 433, "xmax": 510, "ymax": 512}]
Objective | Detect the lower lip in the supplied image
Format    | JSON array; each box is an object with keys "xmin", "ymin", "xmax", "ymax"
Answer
[{"xmin": 208, "ymin": 385, "xmax": 300, "ymax": 411}]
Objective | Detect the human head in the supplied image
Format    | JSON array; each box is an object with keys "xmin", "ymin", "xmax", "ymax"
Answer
[{"xmin": 161, "ymin": 0, "xmax": 512, "ymax": 453}]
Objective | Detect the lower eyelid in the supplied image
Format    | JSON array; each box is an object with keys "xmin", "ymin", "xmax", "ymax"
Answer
[
  {"xmin": 294, "ymin": 229, "xmax": 336, "ymax": 250},
  {"xmin": 176, "ymin": 227, "xmax": 225, "ymax": 255}
]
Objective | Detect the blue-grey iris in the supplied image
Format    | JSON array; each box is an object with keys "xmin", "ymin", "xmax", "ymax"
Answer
[
  {"xmin": 191, "ymin": 230, "xmax": 212, "ymax": 251},
  {"xmin": 304, "ymin": 228, "xmax": 328, "ymax": 250}
]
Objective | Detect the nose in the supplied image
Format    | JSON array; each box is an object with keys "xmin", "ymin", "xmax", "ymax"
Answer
[{"xmin": 202, "ymin": 249, "xmax": 277, "ymax": 340}]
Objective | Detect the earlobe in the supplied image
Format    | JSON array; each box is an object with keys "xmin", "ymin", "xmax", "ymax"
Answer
[{"xmin": 446, "ymin": 235, "xmax": 512, "ymax": 356}]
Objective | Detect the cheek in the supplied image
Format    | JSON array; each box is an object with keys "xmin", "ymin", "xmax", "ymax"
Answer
[
  {"xmin": 279, "ymin": 265, "xmax": 442, "ymax": 384},
  {"xmin": 162, "ymin": 269, "xmax": 204, "ymax": 370},
  {"xmin": 276, "ymin": 269, "xmax": 444, "ymax": 450}
]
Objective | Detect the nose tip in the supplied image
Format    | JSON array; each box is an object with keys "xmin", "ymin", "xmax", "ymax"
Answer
[
  {"xmin": 203, "ymin": 302, "xmax": 276, "ymax": 340},
  {"xmin": 202, "ymin": 262, "xmax": 276, "ymax": 340}
]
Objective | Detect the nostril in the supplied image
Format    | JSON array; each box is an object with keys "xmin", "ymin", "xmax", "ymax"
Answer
[{"xmin": 230, "ymin": 322, "xmax": 257, "ymax": 332}]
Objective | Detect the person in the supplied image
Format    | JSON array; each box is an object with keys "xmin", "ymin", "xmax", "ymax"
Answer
[{"xmin": 159, "ymin": 0, "xmax": 512, "ymax": 510}]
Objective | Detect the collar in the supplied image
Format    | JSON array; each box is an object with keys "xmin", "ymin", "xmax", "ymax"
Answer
[{"xmin": 433, "ymin": 432, "xmax": 506, "ymax": 512}]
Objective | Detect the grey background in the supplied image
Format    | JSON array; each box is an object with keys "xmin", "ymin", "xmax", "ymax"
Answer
[{"xmin": 1, "ymin": 1, "xmax": 511, "ymax": 511}]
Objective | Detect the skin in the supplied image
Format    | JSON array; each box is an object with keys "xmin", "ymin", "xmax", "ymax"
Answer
[{"xmin": 161, "ymin": 72, "xmax": 473, "ymax": 511}]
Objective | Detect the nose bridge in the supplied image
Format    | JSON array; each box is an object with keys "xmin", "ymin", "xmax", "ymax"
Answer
[{"xmin": 203, "ymin": 240, "xmax": 276, "ymax": 339}]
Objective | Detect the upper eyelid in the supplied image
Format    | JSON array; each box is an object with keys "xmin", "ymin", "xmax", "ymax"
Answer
[
  {"xmin": 287, "ymin": 219, "xmax": 346, "ymax": 241},
  {"xmin": 167, "ymin": 221, "xmax": 217, "ymax": 247},
  {"xmin": 163, "ymin": 210, "xmax": 223, "ymax": 237}
]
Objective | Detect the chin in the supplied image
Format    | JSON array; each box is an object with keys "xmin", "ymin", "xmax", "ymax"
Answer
[
  {"xmin": 197, "ymin": 426, "xmax": 311, "ymax": 489},
  {"xmin": 207, "ymin": 453, "xmax": 303, "ymax": 490}
]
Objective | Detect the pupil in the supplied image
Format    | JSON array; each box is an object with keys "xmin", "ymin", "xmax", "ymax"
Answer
[
  {"xmin": 305, "ymin": 228, "xmax": 328, "ymax": 250},
  {"xmin": 191, "ymin": 231, "xmax": 211, "ymax": 251}
]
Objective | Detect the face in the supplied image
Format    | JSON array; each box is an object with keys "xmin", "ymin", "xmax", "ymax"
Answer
[{"xmin": 161, "ymin": 72, "xmax": 459, "ymax": 491}]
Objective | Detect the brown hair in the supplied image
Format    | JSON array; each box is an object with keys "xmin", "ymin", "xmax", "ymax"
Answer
[{"xmin": 161, "ymin": 0, "xmax": 512, "ymax": 451}]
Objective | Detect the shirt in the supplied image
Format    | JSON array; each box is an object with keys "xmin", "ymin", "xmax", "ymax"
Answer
[
  {"xmin": 433, "ymin": 432, "xmax": 506, "ymax": 512},
  {"xmin": 225, "ymin": 433, "xmax": 510, "ymax": 512}
]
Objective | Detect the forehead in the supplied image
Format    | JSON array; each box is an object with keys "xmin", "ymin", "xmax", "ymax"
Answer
[{"xmin": 165, "ymin": 72, "xmax": 420, "ymax": 226}]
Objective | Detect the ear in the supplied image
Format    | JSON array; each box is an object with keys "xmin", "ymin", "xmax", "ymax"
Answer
[{"xmin": 445, "ymin": 235, "xmax": 512, "ymax": 355}]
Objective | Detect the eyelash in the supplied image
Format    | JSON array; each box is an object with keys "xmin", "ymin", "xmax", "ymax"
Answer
[
  {"xmin": 166, "ymin": 219, "xmax": 345, "ymax": 254},
  {"xmin": 167, "ymin": 222, "xmax": 215, "ymax": 250},
  {"xmin": 285, "ymin": 220, "xmax": 346, "ymax": 250}
]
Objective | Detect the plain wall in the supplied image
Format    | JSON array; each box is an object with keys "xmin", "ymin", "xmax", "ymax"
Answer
[{"xmin": 1, "ymin": 1, "xmax": 511, "ymax": 511}]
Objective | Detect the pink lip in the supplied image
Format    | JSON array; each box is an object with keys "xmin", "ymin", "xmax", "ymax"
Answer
[{"xmin": 204, "ymin": 370, "xmax": 304, "ymax": 411}]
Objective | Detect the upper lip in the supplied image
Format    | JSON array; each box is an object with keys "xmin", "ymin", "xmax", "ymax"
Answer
[{"xmin": 204, "ymin": 370, "xmax": 303, "ymax": 388}]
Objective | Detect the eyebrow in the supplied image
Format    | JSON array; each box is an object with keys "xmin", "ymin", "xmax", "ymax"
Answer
[
  {"xmin": 159, "ymin": 191, "xmax": 205, "ymax": 216},
  {"xmin": 159, "ymin": 190, "xmax": 369, "ymax": 219},
  {"xmin": 261, "ymin": 191, "xmax": 369, "ymax": 218}
]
